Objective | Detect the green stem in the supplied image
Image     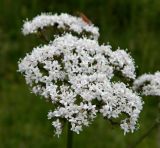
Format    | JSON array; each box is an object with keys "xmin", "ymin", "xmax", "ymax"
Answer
[
  {"xmin": 127, "ymin": 97, "xmax": 160, "ymax": 148},
  {"xmin": 67, "ymin": 122, "xmax": 73, "ymax": 148},
  {"xmin": 131, "ymin": 121, "xmax": 159, "ymax": 148},
  {"xmin": 131, "ymin": 101, "xmax": 160, "ymax": 148}
]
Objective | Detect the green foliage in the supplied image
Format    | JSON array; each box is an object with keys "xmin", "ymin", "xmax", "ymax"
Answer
[{"xmin": 0, "ymin": 0, "xmax": 159, "ymax": 147}]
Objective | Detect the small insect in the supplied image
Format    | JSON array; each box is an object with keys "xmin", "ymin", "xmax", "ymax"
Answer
[{"xmin": 76, "ymin": 11, "xmax": 92, "ymax": 25}]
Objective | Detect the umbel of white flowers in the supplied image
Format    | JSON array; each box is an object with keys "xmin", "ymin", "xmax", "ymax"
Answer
[
  {"xmin": 18, "ymin": 13, "xmax": 159, "ymax": 137},
  {"xmin": 133, "ymin": 71, "xmax": 160, "ymax": 96}
]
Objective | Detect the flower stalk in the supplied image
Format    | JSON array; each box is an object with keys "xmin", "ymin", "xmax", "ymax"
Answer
[{"xmin": 67, "ymin": 122, "xmax": 73, "ymax": 148}]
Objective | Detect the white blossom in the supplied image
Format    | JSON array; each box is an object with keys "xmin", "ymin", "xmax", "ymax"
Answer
[
  {"xmin": 18, "ymin": 13, "xmax": 144, "ymax": 136},
  {"xmin": 52, "ymin": 119, "xmax": 62, "ymax": 137},
  {"xmin": 22, "ymin": 13, "xmax": 99, "ymax": 40},
  {"xmin": 133, "ymin": 71, "xmax": 160, "ymax": 96},
  {"xmin": 108, "ymin": 49, "xmax": 136, "ymax": 79}
]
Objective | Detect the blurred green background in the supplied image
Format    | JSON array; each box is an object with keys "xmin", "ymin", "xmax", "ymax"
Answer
[{"xmin": 0, "ymin": 0, "xmax": 160, "ymax": 147}]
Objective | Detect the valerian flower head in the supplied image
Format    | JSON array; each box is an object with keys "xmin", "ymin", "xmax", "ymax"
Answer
[
  {"xmin": 18, "ymin": 13, "xmax": 144, "ymax": 137},
  {"xmin": 133, "ymin": 71, "xmax": 160, "ymax": 96},
  {"xmin": 22, "ymin": 13, "xmax": 99, "ymax": 40}
]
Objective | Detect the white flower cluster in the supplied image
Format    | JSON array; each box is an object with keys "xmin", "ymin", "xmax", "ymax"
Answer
[
  {"xmin": 18, "ymin": 13, "xmax": 144, "ymax": 137},
  {"xmin": 22, "ymin": 13, "xmax": 99, "ymax": 40},
  {"xmin": 133, "ymin": 72, "xmax": 160, "ymax": 96}
]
